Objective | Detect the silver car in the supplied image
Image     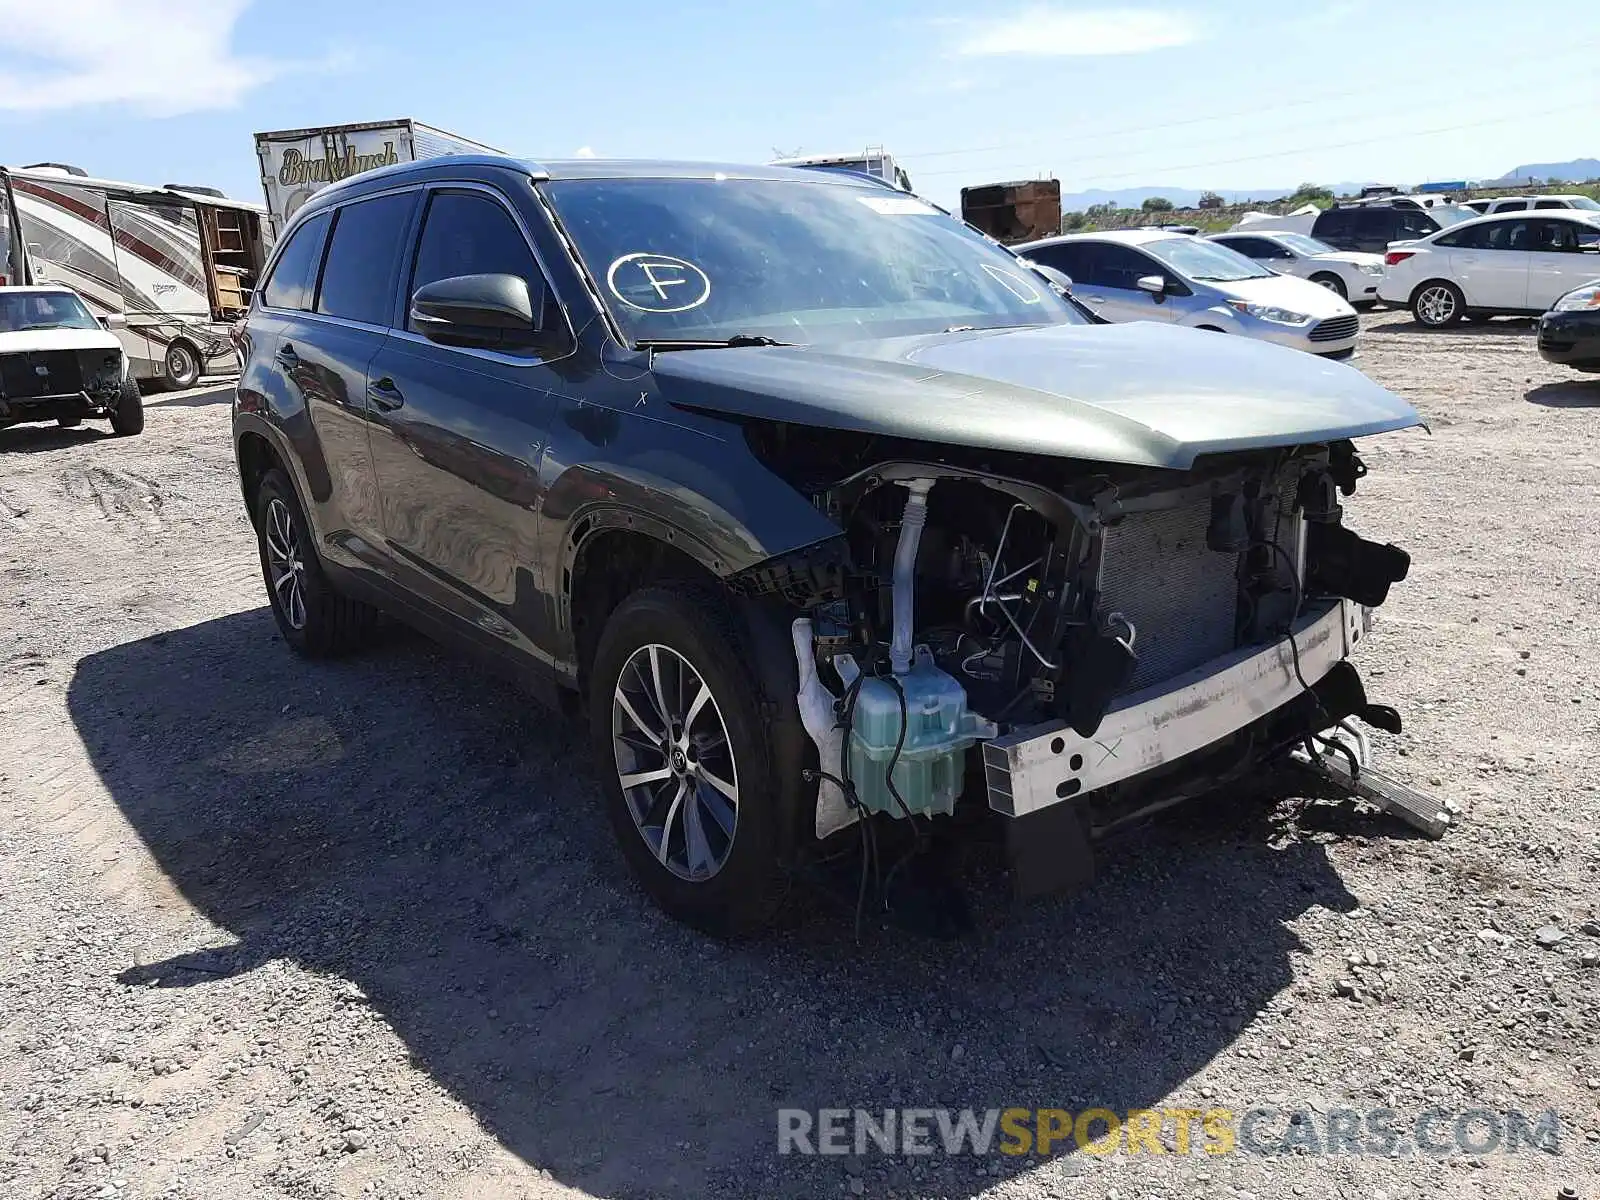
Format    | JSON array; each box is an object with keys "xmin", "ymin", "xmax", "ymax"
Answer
[{"xmin": 1018, "ymin": 230, "xmax": 1361, "ymax": 357}]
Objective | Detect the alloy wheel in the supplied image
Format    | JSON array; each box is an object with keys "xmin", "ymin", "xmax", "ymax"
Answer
[
  {"xmin": 611, "ymin": 644, "xmax": 739, "ymax": 881},
  {"xmin": 1416, "ymin": 286, "xmax": 1456, "ymax": 326},
  {"xmin": 264, "ymin": 497, "xmax": 307, "ymax": 630}
]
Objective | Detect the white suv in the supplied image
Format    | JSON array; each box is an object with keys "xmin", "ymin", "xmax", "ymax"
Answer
[
  {"xmin": 1464, "ymin": 194, "xmax": 1600, "ymax": 215},
  {"xmin": 1377, "ymin": 211, "xmax": 1600, "ymax": 326}
]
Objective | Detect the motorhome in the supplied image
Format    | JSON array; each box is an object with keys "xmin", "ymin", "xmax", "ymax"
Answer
[
  {"xmin": 0, "ymin": 163, "xmax": 269, "ymax": 389},
  {"xmin": 768, "ymin": 147, "xmax": 913, "ymax": 192},
  {"xmin": 254, "ymin": 119, "xmax": 502, "ymax": 235}
]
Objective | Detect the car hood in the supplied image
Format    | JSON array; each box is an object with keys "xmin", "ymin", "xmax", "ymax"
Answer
[
  {"xmin": 0, "ymin": 328, "xmax": 121, "ymax": 355},
  {"xmin": 1203, "ymin": 273, "xmax": 1355, "ymax": 316},
  {"xmin": 649, "ymin": 321, "xmax": 1421, "ymax": 470}
]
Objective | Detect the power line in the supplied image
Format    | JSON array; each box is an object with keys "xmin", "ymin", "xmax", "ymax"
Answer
[
  {"xmin": 897, "ymin": 39, "xmax": 1600, "ymax": 172},
  {"xmin": 909, "ymin": 98, "xmax": 1595, "ymax": 189}
]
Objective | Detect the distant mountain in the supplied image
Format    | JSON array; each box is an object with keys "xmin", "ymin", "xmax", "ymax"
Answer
[
  {"xmin": 1489, "ymin": 158, "xmax": 1600, "ymax": 184},
  {"xmin": 1056, "ymin": 182, "xmax": 1382, "ymax": 212}
]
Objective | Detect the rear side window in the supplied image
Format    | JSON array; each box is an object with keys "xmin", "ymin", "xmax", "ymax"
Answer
[
  {"xmin": 316, "ymin": 192, "xmax": 417, "ymax": 326},
  {"xmin": 406, "ymin": 190, "xmax": 552, "ymax": 333},
  {"xmin": 1534, "ymin": 200, "xmax": 1568, "ymax": 210},
  {"xmin": 261, "ymin": 212, "xmax": 330, "ymax": 311},
  {"xmin": 1435, "ymin": 225, "xmax": 1484, "ymax": 249},
  {"xmin": 1313, "ymin": 210, "xmax": 1353, "ymax": 238},
  {"xmin": 1494, "ymin": 200, "xmax": 1528, "ymax": 213}
]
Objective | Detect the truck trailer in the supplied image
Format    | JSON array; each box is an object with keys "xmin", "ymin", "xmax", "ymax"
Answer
[
  {"xmin": 254, "ymin": 119, "xmax": 503, "ymax": 235},
  {"xmin": 0, "ymin": 163, "xmax": 269, "ymax": 389}
]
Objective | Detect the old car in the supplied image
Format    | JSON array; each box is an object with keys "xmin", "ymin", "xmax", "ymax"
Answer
[
  {"xmin": 0, "ymin": 286, "xmax": 143, "ymax": 435},
  {"xmin": 233, "ymin": 156, "xmax": 1420, "ymax": 934}
]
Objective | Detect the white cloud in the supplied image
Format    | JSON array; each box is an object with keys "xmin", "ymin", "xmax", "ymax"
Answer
[
  {"xmin": 957, "ymin": 7, "xmax": 1199, "ymax": 56},
  {"xmin": 0, "ymin": 0, "xmax": 296, "ymax": 115},
  {"xmin": 573, "ymin": 146, "xmax": 598, "ymax": 159}
]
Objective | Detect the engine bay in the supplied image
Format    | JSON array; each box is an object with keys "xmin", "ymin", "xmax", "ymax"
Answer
[{"xmin": 738, "ymin": 425, "xmax": 1414, "ymax": 844}]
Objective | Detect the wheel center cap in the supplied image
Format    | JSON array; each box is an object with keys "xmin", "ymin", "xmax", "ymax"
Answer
[{"xmin": 671, "ymin": 749, "xmax": 687, "ymax": 774}]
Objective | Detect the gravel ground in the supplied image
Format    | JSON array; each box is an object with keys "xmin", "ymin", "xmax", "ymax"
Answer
[{"xmin": 2, "ymin": 315, "xmax": 1598, "ymax": 1200}]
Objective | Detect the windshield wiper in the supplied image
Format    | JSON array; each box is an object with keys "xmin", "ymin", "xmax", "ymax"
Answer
[{"xmin": 637, "ymin": 334, "xmax": 794, "ymax": 351}]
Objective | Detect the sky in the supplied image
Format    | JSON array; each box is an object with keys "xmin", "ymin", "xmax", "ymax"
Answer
[{"xmin": 1, "ymin": 0, "xmax": 1597, "ymax": 213}]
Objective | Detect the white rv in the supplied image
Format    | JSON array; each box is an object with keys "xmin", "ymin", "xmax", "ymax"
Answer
[
  {"xmin": 768, "ymin": 147, "xmax": 913, "ymax": 192},
  {"xmin": 0, "ymin": 164, "xmax": 270, "ymax": 389},
  {"xmin": 254, "ymin": 119, "xmax": 502, "ymax": 236}
]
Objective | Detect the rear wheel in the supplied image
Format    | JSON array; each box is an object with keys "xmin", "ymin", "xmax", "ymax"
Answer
[
  {"xmin": 589, "ymin": 586, "xmax": 787, "ymax": 936},
  {"xmin": 1310, "ymin": 272, "xmax": 1348, "ymax": 299},
  {"xmin": 1412, "ymin": 281, "xmax": 1464, "ymax": 328},
  {"xmin": 253, "ymin": 468, "xmax": 376, "ymax": 656},
  {"xmin": 109, "ymin": 375, "xmax": 144, "ymax": 436}
]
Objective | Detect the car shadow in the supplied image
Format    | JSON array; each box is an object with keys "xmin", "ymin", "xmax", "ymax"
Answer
[
  {"xmin": 68, "ymin": 610, "xmax": 1357, "ymax": 1199},
  {"xmin": 1366, "ymin": 317, "xmax": 1536, "ymax": 336},
  {"xmin": 144, "ymin": 383, "xmax": 234, "ymax": 409},
  {"xmin": 1526, "ymin": 378, "xmax": 1600, "ymax": 407},
  {"xmin": 0, "ymin": 423, "xmax": 112, "ymax": 453}
]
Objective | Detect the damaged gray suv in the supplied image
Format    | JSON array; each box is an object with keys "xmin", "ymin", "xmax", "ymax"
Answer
[{"xmin": 233, "ymin": 156, "xmax": 1420, "ymax": 935}]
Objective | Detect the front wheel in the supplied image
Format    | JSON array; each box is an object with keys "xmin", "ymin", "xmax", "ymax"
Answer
[
  {"xmin": 253, "ymin": 469, "xmax": 376, "ymax": 656},
  {"xmin": 589, "ymin": 586, "xmax": 787, "ymax": 936},
  {"xmin": 1412, "ymin": 280, "xmax": 1464, "ymax": 328},
  {"xmin": 109, "ymin": 375, "xmax": 144, "ymax": 436},
  {"xmin": 1310, "ymin": 272, "xmax": 1348, "ymax": 300}
]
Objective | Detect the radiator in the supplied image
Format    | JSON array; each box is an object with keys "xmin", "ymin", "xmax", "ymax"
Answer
[
  {"xmin": 1097, "ymin": 498, "xmax": 1239, "ymax": 692},
  {"xmin": 1096, "ymin": 466, "xmax": 1306, "ymax": 693}
]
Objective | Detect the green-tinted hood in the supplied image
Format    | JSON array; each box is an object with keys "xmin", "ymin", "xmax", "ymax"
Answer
[{"xmin": 650, "ymin": 320, "xmax": 1421, "ymax": 469}]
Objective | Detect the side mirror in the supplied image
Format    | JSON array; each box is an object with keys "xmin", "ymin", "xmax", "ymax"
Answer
[
  {"xmin": 1136, "ymin": 274, "xmax": 1168, "ymax": 296},
  {"xmin": 1023, "ymin": 260, "xmax": 1074, "ymax": 293},
  {"xmin": 99, "ymin": 313, "xmax": 127, "ymax": 331},
  {"xmin": 411, "ymin": 273, "xmax": 553, "ymax": 352}
]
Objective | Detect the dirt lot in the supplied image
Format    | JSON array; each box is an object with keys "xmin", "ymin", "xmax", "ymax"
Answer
[{"xmin": 2, "ymin": 315, "xmax": 1598, "ymax": 1200}]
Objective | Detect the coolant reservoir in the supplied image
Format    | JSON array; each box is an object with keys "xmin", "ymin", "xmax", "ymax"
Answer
[{"xmin": 836, "ymin": 647, "xmax": 997, "ymax": 818}]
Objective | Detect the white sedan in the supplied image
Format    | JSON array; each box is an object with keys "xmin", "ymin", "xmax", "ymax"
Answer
[
  {"xmin": 1018, "ymin": 230, "xmax": 1361, "ymax": 356},
  {"xmin": 1208, "ymin": 231, "xmax": 1386, "ymax": 305},
  {"xmin": 1377, "ymin": 210, "xmax": 1600, "ymax": 327}
]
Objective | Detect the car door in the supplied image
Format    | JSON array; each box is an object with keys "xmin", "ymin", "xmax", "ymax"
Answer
[
  {"xmin": 1461, "ymin": 220, "xmax": 1532, "ymax": 309},
  {"xmin": 363, "ymin": 184, "xmax": 570, "ymax": 667},
  {"xmin": 251, "ymin": 195, "xmax": 416, "ymax": 574},
  {"xmin": 1522, "ymin": 218, "xmax": 1600, "ymax": 310},
  {"xmin": 1071, "ymin": 244, "xmax": 1176, "ymax": 322}
]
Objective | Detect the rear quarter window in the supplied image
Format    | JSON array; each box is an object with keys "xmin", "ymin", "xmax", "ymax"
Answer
[{"xmin": 261, "ymin": 212, "xmax": 330, "ymax": 311}]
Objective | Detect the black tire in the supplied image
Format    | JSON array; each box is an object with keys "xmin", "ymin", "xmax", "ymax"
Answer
[
  {"xmin": 109, "ymin": 375, "xmax": 144, "ymax": 436},
  {"xmin": 253, "ymin": 468, "xmax": 376, "ymax": 657},
  {"xmin": 56, "ymin": 417, "xmax": 83, "ymax": 428},
  {"xmin": 589, "ymin": 585, "xmax": 788, "ymax": 936},
  {"xmin": 162, "ymin": 340, "xmax": 202, "ymax": 391},
  {"xmin": 1309, "ymin": 272, "xmax": 1348, "ymax": 300},
  {"xmin": 1411, "ymin": 280, "xmax": 1465, "ymax": 328}
]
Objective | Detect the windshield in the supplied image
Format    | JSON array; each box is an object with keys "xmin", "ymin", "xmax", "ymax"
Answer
[
  {"xmin": 0, "ymin": 291, "xmax": 100, "ymax": 333},
  {"xmin": 1432, "ymin": 205, "xmax": 1477, "ymax": 227},
  {"xmin": 1275, "ymin": 233, "xmax": 1337, "ymax": 256},
  {"xmin": 1569, "ymin": 196, "xmax": 1600, "ymax": 211},
  {"xmin": 1141, "ymin": 237, "xmax": 1274, "ymax": 282},
  {"xmin": 542, "ymin": 177, "xmax": 1084, "ymax": 345}
]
